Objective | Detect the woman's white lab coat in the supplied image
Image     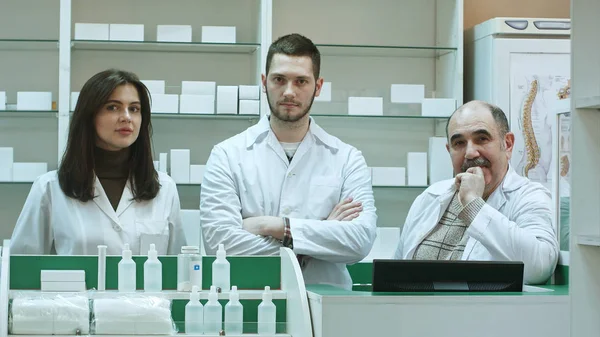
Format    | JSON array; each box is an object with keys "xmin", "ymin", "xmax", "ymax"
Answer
[{"xmin": 10, "ymin": 171, "xmax": 186, "ymax": 255}]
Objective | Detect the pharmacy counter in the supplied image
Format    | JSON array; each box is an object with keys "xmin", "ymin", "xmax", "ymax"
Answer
[{"xmin": 306, "ymin": 284, "xmax": 569, "ymax": 337}]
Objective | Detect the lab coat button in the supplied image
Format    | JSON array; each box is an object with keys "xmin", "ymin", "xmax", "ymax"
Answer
[
  {"xmin": 113, "ymin": 224, "xmax": 121, "ymax": 232},
  {"xmin": 283, "ymin": 207, "xmax": 291, "ymax": 215}
]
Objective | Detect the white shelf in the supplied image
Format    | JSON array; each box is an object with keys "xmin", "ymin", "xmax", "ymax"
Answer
[
  {"xmin": 315, "ymin": 43, "xmax": 456, "ymax": 58},
  {"xmin": 71, "ymin": 40, "xmax": 260, "ymax": 54},
  {"xmin": 575, "ymin": 96, "xmax": 600, "ymax": 109},
  {"xmin": 0, "ymin": 111, "xmax": 57, "ymax": 118},
  {"xmin": 151, "ymin": 113, "xmax": 260, "ymax": 120},
  {"xmin": 10, "ymin": 334, "xmax": 289, "ymax": 337},
  {"xmin": 9, "ymin": 289, "xmax": 287, "ymax": 301},
  {"xmin": 577, "ymin": 235, "xmax": 600, "ymax": 247}
]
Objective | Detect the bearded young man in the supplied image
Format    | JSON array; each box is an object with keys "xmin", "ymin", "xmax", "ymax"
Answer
[
  {"xmin": 394, "ymin": 100, "xmax": 559, "ymax": 285},
  {"xmin": 200, "ymin": 33, "xmax": 377, "ymax": 290}
]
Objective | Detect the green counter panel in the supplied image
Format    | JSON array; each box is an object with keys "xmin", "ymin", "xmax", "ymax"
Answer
[{"xmin": 10, "ymin": 255, "xmax": 280, "ymax": 290}]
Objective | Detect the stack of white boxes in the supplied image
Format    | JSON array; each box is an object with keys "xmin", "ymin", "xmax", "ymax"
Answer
[
  {"xmin": 428, "ymin": 137, "xmax": 453, "ymax": 184},
  {"xmin": 201, "ymin": 26, "xmax": 236, "ymax": 43},
  {"xmin": 421, "ymin": 98, "xmax": 456, "ymax": 117},
  {"xmin": 389, "ymin": 83, "xmax": 457, "ymax": 117},
  {"xmin": 0, "ymin": 147, "xmax": 48, "ymax": 182},
  {"xmin": 0, "ymin": 91, "xmax": 6, "ymax": 110},
  {"xmin": 159, "ymin": 150, "xmax": 205, "ymax": 184},
  {"xmin": 74, "ymin": 23, "xmax": 109, "ymax": 40},
  {"xmin": 16, "ymin": 92, "xmax": 52, "ymax": 111},
  {"xmin": 41, "ymin": 270, "xmax": 86, "ymax": 292},
  {"xmin": 143, "ymin": 80, "xmax": 178, "ymax": 114},
  {"xmin": 407, "ymin": 152, "xmax": 428, "ymax": 186},
  {"xmin": 348, "ymin": 97, "xmax": 383, "ymax": 116},
  {"xmin": 238, "ymin": 85, "xmax": 260, "ymax": 115},
  {"xmin": 156, "ymin": 25, "xmax": 192, "ymax": 43},
  {"xmin": 180, "ymin": 81, "xmax": 216, "ymax": 114},
  {"xmin": 371, "ymin": 167, "xmax": 405, "ymax": 186},
  {"xmin": 75, "ymin": 23, "xmax": 144, "ymax": 41},
  {"xmin": 217, "ymin": 86, "xmax": 238, "ymax": 114}
]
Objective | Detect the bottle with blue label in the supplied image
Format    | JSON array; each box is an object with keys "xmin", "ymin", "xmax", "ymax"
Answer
[{"xmin": 177, "ymin": 246, "xmax": 202, "ymax": 291}]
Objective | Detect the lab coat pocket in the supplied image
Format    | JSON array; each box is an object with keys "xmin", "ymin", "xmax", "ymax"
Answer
[
  {"xmin": 135, "ymin": 220, "xmax": 170, "ymax": 254},
  {"xmin": 308, "ymin": 176, "xmax": 342, "ymax": 220}
]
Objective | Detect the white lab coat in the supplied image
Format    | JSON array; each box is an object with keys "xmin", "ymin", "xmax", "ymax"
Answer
[
  {"xmin": 11, "ymin": 171, "xmax": 186, "ymax": 255},
  {"xmin": 200, "ymin": 116, "xmax": 377, "ymax": 290},
  {"xmin": 394, "ymin": 167, "xmax": 559, "ymax": 284}
]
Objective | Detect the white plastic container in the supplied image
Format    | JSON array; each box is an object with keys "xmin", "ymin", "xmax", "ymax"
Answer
[
  {"xmin": 258, "ymin": 286, "xmax": 276, "ymax": 335},
  {"xmin": 144, "ymin": 243, "xmax": 162, "ymax": 292},
  {"xmin": 177, "ymin": 246, "xmax": 202, "ymax": 291},
  {"xmin": 185, "ymin": 286, "xmax": 204, "ymax": 335},
  {"xmin": 203, "ymin": 285, "xmax": 222, "ymax": 335},
  {"xmin": 212, "ymin": 244, "xmax": 230, "ymax": 292},
  {"xmin": 225, "ymin": 286, "xmax": 243, "ymax": 334},
  {"xmin": 118, "ymin": 244, "xmax": 136, "ymax": 292}
]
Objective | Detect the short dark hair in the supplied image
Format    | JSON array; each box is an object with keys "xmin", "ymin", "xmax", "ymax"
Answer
[
  {"xmin": 58, "ymin": 69, "xmax": 160, "ymax": 202},
  {"xmin": 446, "ymin": 100, "xmax": 510, "ymax": 139},
  {"xmin": 266, "ymin": 33, "xmax": 321, "ymax": 79}
]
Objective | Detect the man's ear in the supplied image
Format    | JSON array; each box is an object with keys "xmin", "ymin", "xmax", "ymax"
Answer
[
  {"xmin": 314, "ymin": 77, "xmax": 324, "ymax": 97},
  {"xmin": 504, "ymin": 132, "xmax": 515, "ymax": 159},
  {"xmin": 261, "ymin": 74, "xmax": 267, "ymax": 93}
]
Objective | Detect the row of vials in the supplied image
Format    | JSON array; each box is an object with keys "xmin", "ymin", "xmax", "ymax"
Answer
[{"xmin": 75, "ymin": 23, "xmax": 236, "ymax": 43}]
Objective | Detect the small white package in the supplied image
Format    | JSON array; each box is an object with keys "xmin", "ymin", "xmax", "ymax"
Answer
[{"xmin": 9, "ymin": 292, "xmax": 90, "ymax": 335}]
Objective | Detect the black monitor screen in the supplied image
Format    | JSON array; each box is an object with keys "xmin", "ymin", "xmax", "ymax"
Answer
[{"xmin": 372, "ymin": 259, "xmax": 524, "ymax": 292}]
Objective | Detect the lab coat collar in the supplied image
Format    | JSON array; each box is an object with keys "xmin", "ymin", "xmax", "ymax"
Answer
[
  {"xmin": 93, "ymin": 176, "xmax": 135, "ymax": 225},
  {"xmin": 426, "ymin": 165, "xmax": 527, "ymax": 198},
  {"xmin": 245, "ymin": 114, "xmax": 339, "ymax": 150}
]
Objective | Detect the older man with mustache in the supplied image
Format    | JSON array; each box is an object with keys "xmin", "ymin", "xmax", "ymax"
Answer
[{"xmin": 394, "ymin": 100, "xmax": 559, "ymax": 284}]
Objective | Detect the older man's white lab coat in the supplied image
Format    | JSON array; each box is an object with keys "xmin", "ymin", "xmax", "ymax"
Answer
[
  {"xmin": 394, "ymin": 167, "xmax": 559, "ymax": 284},
  {"xmin": 200, "ymin": 116, "xmax": 377, "ymax": 290}
]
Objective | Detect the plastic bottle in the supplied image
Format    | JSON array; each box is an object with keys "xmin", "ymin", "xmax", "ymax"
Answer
[
  {"xmin": 204, "ymin": 285, "xmax": 223, "ymax": 334},
  {"xmin": 257, "ymin": 286, "xmax": 276, "ymax": 335},
  {"xmin": 118, "ymin": 243, "xmax": 136, "ymax": 292},
  {"xmin": 212, "ymin": 244, "xmax": 230, "ymax": 292},
  {"xmin": 224, "ymin": 286, "xmax": 243, "ymax": 334},
  {"xmin": 177, "ymin": 246, "xmax": 202, "ymax": 292},
  {"xmin": 144, "ymin": 243, "xmax": 162, "ymax": 292},
  {"xmin": 185, "ymin": 286, "xmax": 203, "ymax": 335}
]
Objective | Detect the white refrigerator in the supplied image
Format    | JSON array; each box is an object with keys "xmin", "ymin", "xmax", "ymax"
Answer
[{"xmin": 465, "ymin": 17, "xmax": 571, "ymax": 248}]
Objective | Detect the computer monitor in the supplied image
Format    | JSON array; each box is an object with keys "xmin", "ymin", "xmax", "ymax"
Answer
[{"xmin": 372, "ymin": 260, "xmax": 524, "ymax": 292}]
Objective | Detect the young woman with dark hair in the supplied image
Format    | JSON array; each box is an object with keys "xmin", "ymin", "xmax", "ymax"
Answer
[{"xmin": 11, "ymin": 69, "xmax": 186, "ymax": 255}]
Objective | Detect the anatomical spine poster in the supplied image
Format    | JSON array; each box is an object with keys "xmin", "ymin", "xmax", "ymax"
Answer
[{"xmin": 510, "ymin": 52, "xmax": 570, "ymax": 191}]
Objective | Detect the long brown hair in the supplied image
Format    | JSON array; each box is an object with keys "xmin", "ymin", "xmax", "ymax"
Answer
[{"xmin": 58, "ymin": 69, "xmax": 160, "ymax": 202}]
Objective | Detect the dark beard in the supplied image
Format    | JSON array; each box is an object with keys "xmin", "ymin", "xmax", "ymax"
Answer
[{"xmin": 266, "ymin": 87, "xmax": 316, "ymax": 123}]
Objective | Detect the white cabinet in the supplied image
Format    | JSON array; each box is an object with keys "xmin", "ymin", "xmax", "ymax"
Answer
[{"xmin": 0, "ymin": 0, "xmax": 463, "ymax": 241}]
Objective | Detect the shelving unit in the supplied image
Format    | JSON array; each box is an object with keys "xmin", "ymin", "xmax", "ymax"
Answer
[
  {"xmin": 0, "ymin": 1, "xmax": 463, "ymax": 252},
  {"xmin": 570, "ymin": 0, "xmax": 600, "ymax": 336}
]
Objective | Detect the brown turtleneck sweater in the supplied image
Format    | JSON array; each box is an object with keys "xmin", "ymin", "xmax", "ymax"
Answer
[{"xmin": 94, "ymin": 146, "xmax": 131, "ymax": 211}]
